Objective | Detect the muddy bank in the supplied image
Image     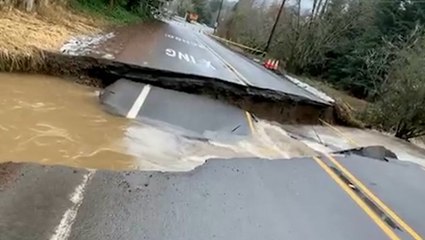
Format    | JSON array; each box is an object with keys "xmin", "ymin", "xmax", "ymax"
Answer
[{"xmin": 35, "ymin": 51, "xmax": 332, "ymax": 125}]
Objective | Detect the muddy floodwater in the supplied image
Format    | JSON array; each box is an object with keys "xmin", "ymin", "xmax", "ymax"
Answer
[
  {"xmin": 2, "ymin": 73, "xmax": 424, "ymax": 171},
  {"xmin": 0, "ymin": 73, "xmax": 137, "ymax": 170},
  {"xmin": 0, "ymin": 73, "xmax": 317, "ymax": 171}
]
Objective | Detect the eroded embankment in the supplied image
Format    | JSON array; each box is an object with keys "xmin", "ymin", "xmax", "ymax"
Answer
[
  {"xmin": 0, "ymin": 6, "xmax": 335, "ymax": 126},
  {"xmin": 24, "ymin": 51, "xmax": 334, "ymax": 125}
]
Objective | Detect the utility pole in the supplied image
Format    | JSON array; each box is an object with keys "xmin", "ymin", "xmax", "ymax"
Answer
[
  {"xmin": 264, "ymin": 0, "xmax": 286, "ymax": 53},
  {"xmin": 214, "ymin": 0, "xmax": 225, "ymax": 33}
]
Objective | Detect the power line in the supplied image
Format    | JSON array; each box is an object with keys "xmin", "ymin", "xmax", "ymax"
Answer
[
  {"xmin": 264, "ymin": 0, "xmax": 287, "ymax": 53},
  {"xmin": 214, "ymin": 0, "xmax": 224, "ymax": 33}
]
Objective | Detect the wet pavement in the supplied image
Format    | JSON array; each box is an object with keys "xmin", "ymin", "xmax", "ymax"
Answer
[
  {"xmin": 1, "ymin": 155, "xmax": 425, "ymax": 240},
  {"xmin": 100, "ymin": 19, "xmax": 330, "ymax": 105},
  {"xmin": 67, "ymin": 158, "xmax": 389, "ymax": 240},
  {"xmin": 112, "ymin": 21, "xmax": 244, "ymax": 85},
  {"xmin": 194, "ymin": 30, "xmax": 327, "ymax": 103},
  {"xmin": 101, "ymin": 79, "xmax": 250, "ymax": 136},
  {"xmin": 0, "ymin": 164, "xmax": 88, "ymax": 240},
  {"xmin": 337, "ymin": 155, "xmax": 425, "ymax": 237}
]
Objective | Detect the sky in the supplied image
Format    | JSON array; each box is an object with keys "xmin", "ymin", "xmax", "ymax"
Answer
[
  {"xmin": 288, "ymin": 0, "xmax": 314, "ymax": 10},
  {"xmin": 301, "ymin": 0, "xmax": 314, "ymax": 10},
  {"xmin": 227, "ymin": 0, "xmax": 315, "ymax": 11}
]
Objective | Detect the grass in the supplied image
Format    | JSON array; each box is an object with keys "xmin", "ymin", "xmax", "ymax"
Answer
[
  {"xmin": 0, "ymin": 49, "xmax": 44, "ymax": 72},
  {"xmin": 70, "ymin": 0, "xmax": 147, "ymax": 25},
  {"xmin": 0, "ymin": 6, "xmax": 102, "ymax": 54},
  {"xmin": 0, "ymin": 1, "xmax": 152, "ymax": 74},
  {"xmin": 0, "ymin": 2, "xmax": 107, "ymax": 73}
]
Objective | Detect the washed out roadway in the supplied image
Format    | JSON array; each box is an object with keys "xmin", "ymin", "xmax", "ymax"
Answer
[
  {"xmin": 100, "ymin": 79, "xmax": 251, "ymax": 137},
  {"xmin": 115, "ymin": 21, "xmax": 244, "ymax": 85},
  {"xmin": 114, "ymin": 19, "xmax": 328, "ymax": 105},
  {"xmin": 195, "ymin": 33, "xmax": 328, "ymax": 104},
  {"xmin": 0, "ymin": 158, "xmax": 392, "ymax": 240}
]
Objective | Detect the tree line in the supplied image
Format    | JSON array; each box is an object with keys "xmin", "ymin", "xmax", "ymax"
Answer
[
  {"xmin": 1, "ymin": 0, "xmax": 160, "ymax": 19},
  {"xmin": 216, "ymin": 0, "xmax": 425, "ymax": 140}
]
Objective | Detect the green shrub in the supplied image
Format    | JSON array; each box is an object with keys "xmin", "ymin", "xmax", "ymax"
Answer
[{"xmin": 71, "ymin": 0, "xmax": 155, "ymax": 24}]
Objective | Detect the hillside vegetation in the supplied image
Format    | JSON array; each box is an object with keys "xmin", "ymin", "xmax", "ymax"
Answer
[
  {"xmin": 0, "ymin": 0, "xmax": 158, "ymax": 72},
  {"xmin": 218, "ymin": 0, "xmax": 425, "ymax": 140}
]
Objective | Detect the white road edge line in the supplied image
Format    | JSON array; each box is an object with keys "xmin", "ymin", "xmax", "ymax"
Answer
[
  {"xmin": 126, "ymin": 84, "xmax": 152, "ymax": 119},
  {"xmin": 50, "ymin": 170, "xmax": 96, "ymax": 240},
  {"xmin": 194, "ymin": 34, "xmax": 252, "ymax": 86}
]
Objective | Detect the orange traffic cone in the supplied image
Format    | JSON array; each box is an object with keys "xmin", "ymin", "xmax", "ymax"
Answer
[
  {"xmin": 264, "ymin": 59, "xmax": 271, "ymax": 69},
  {"xmin": 273, "ymin": 60, "xmax": 279, "ymax": 70},
  {"xmin": 271, "ymin": 60, "xmax": 277, "ymax": 70}
]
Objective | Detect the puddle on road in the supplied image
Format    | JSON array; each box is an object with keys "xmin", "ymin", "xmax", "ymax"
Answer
[{"xmin": 0, "ymin": 73, "xmax": 316, "ymax": 171}]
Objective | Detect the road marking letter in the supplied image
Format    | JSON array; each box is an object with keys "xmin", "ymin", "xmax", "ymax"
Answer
[
  {"xmin": 178, "ymin": 52, "xmax": 190, "ymax": 62},
  {"xmin": 165, "ymin": 48, "xmax": 215, "ymax": 70},
  {"xmin": 165, "ymin": 48, "xmax": 176, "ymax": 57},
  {"xmin": 165, "ymin": 33, "xmax": 206, "ymax": 49}
]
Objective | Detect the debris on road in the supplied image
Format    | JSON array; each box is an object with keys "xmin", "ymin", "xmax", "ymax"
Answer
[
  {"xmin": 285, "ymin": 74, "xmax": 334, "ymax": 104},
  {"xmin": 333, "ymin": 146, "xmax": 398, "ymax": 161},
  {"xmin": 283, "ymin": 124, "xmax": 425, "ymax": 167},
  {"xmin": 60, "ymin": 32, "xmax": 115, "ymax": 58}
]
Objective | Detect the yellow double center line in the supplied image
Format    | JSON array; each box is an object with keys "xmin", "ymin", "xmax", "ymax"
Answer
[
  {"xmin": 248, "ymin": 115, "xmax": 422, "ymax": 239},
  {"xmin": 314, "ymin": 154, "xmax": 423, "ymax": 240},
  {"xmin": 245, "ymin": 111, "xmax": 255, "ymax": 134}
]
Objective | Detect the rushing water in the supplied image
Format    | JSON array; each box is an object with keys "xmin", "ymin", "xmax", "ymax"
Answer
[
  {"xmin": 0, "ymin": 73, "xmax": 318, "ymax": 171},
  {"xmin": 0, "ymin": 73, "xmax": 138, "ymax": 170}
]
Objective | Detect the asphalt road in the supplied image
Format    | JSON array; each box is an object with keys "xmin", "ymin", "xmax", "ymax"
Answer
[
  {"xmin": 100, "ymin": 79, "xmax": 251, "ymax": 138},
  {"xmin": 337, "ymin": 155, "xmax": 425, "ymax": 237},
  {"xmin": 115, "ymin": 18, "xmax": 328, "ymax": 105},
  {"xmin": 115, "ymin": 21, "xmax": 244, "ymax": 85},
  {"xmin": 1, "ymin": 154, "xmax": 424, "ymax": 240}
]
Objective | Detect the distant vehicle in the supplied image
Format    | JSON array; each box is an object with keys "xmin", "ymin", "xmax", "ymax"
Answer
[{"xmin": 185, "ymin": 11, "xmax": 198, "ymax": 23}]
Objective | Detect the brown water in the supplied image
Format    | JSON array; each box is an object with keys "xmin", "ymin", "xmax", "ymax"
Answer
[
  {"xmin": 0, "ymin": 73, "xmax": 137, "ymax": 170},
  {"xmin": 0, "ymin": 73, "xmax": 318, "ymax": 171}
]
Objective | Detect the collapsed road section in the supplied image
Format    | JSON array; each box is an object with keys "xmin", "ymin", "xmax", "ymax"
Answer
[
  {"xmin": 41, "ymin": 51, "xmax": 334, "ymax": 126},
  {"xmin": 100, "ymin": 79, "xmax": 252, "ymax": 138},
  {"xmin": 1, "ymin": 67, "xmax": 424, "ymax": 240},
  {"xmin": 55, "ymin": 18, "xmax": 334, "ymax": 126},
  {"xmin": 2, "ymin": 151, "xmax": 425, "ymax": 240}
]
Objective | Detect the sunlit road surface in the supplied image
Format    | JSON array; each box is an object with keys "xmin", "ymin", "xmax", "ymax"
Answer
[{"xmin": 1, "ymin": 21, "xmax": 425, "ymax": 240}]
